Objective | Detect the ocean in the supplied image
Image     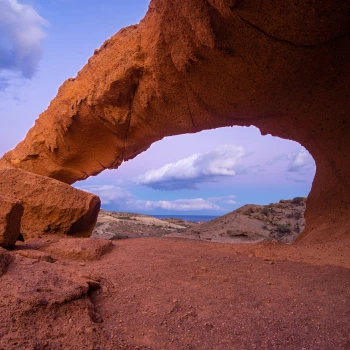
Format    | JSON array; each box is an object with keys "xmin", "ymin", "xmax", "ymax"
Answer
[{"xmin": 153, "ymin": 215, "xmax": 218, "ymax": 222}]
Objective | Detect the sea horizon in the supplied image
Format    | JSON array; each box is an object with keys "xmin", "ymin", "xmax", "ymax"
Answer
[{"xmin": 153, "ymin": 214, "xmax": 219, "ymax": 222}]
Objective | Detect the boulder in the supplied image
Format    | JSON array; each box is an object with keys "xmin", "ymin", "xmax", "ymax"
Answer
[
  {"xmin": 0, "ymin": 169, "xmax": 100, "ymax": 239},
  {"xmin": 41, "ymin": 238, "xmax": 113, "ymax": 261},
  {"xmin": 0, "ymin": 194, "xmax": 23, "ymax": 249}
]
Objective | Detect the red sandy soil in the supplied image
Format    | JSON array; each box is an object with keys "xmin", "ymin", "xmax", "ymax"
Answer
[{"xmin": 0, "ymin": 237, "xmax": 349, "ymax": 349}]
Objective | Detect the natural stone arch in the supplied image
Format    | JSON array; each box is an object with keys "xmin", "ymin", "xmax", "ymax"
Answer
[{"xmin": 0, "ymin": 0, "xmax": 349, "ymax": 243}]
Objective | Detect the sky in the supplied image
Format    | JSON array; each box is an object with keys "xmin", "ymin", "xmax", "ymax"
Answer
[{"xmin": 0, "ymin": 0, "xmax": 316, "ymax": 216}]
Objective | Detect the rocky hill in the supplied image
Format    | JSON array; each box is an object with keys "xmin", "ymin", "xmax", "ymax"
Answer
[
  {"xmin": 167, "ymin": 197, "xmax": 307, "ymax": 244},
  {"xmin": 92, "ymin": 198, "xmax": 306, "ymax": 244}
]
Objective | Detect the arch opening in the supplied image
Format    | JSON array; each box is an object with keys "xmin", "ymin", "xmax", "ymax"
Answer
[
  {"xmin": 0, "ymin": 0, "xmax": 349, "ymax": 243},
  {"xmin": 77, "ymin": 126, "xmax": 316, "ymax": 243}
]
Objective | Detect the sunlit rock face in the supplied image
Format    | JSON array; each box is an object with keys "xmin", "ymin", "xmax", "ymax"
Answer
[
  {"xmin": 0, "ymin": 169, "xmax": 100, "ymax": 240},
  {"xmin": 0, "ymin": 0, "xmax": 349, "ymax": 242}
]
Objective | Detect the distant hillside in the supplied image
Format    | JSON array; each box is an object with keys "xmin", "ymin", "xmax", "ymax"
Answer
[
  {"xmin": 91, "ymin": 210, "xmax": 198, "ymax": 240},
  {"xmin": 167, "ymin": 197, "xmax": 307, "ymax": 244}
]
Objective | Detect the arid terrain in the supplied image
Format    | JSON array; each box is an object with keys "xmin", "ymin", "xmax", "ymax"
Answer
[
  {"xmin": 92, "ymin": 198, "xmax": 307, "ymax": 244},
  {"xmin": 0, "ymin": 0, "xmax": 348, "ymax": 348},
  {"xmin": 91, "ymin": 211, "xmax": 197, "ymax": 240},
  {"xmin": 0, "ymin": 236, "xmax": 349, "ymax": 349},
  {"xmin": 0, "ymin": 199, "xmax": 348, "ymax": 349}
]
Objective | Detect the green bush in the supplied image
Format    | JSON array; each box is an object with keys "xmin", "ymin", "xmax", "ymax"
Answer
[{"xmin": 277, "ymin": 224, "xmax": 291, "ymax": 234}]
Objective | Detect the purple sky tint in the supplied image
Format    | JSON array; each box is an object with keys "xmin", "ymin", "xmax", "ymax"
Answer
[{"xmin": 0, "ymin": 0, "xmax": 316, "ymax": 215}]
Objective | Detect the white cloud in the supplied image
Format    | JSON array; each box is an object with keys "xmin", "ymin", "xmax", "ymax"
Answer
[
  {"xmin": 267, "ymin": 147, "xmax": 315, "ymax": 176},
  {"xmin": 138, "ymin": 198, "xmax": 221, "ymax": 211},
  {"xmin": 287, "ymin": 149, "xmax": 315, "ymax": 174},
  {"xmin": 0, "ymin": 0, "xmax": 48, "ymax": 86},
  {"xmin": 78, "ymin": 185, "xmax": 237, "ymax": 212},
  {"xmin": 79, "ymin": 185, "xmax": 133, "ymax": 205},
  {"xmin": 135, "ymin": 145, "xmax": 246, "ymax": 190}
]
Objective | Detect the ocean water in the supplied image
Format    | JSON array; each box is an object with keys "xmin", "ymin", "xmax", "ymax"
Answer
[{"xmin": 153, "ymin": 215, "xmax": 218, "ymax": 222}]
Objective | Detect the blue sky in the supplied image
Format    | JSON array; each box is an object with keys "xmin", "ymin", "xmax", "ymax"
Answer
[{"xmin": 0, "ymin": 0, "xmax": 316, "ymax": 215}]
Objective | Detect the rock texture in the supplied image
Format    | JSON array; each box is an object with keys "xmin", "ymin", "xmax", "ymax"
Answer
[
  {"xmin": 41, "ymin": 238, "xmax": 113, "ymax": 261},
  {"xmin": 0, "ymin": 169, "xmax": 100, "ymax": 239},
  {"xmin": 0, "ymin": 247, "xmax": 14, "ymax": 276},
  {"xmin": 0, "ymin": 194, "xmax": 23, "ymax": 249},
  {"xmin": 168, "ymin": 198, "xmax": 307, "ymax": 244},
  {"xmin": 1, "ymin": 237, "xmax": 350, "ymax": 349},
  {"xmin": 0, "ymin": 0, "xmax": 349, "ymax": 242}
]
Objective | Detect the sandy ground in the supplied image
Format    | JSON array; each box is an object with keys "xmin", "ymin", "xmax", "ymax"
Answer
[{"xmin": 0, "ymin": 236, "xmax": 349, "ymax": 349}]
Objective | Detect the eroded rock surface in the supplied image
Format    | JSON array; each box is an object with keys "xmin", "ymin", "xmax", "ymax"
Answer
[
  {"xmin": 0, "ymin": 194, "xmax": 23, "ymax": 249},
  {"xmin": 0, "ymin": 0, "xmax": 349, "ymax": 242},
  {"xmin": 41, "ymin": 238, "xmax": 113, "ymax": 261},
  {"xmin": 0, "ymin": 169, "xmax": 100, "ymax": 239}
]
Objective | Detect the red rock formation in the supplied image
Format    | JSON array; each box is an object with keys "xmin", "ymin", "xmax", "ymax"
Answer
[
  {"xmin": 0, "ymin": 169, "xmax": 100, "ymax": 239},
  {"xmin": 0, "ymin": 0, "xmax": 349, "ymax": 242},
  {"xmin": 0, "ymin": 194, "xmax": 23, "ymax": 249}
]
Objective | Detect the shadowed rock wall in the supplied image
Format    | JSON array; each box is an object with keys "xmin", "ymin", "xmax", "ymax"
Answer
[{"xmin": 1, "ymin": 0, "xmax": 349, "ymax": 242}]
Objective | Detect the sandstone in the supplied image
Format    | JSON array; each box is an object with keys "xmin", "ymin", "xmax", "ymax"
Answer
[
  {"xmin": 0, "ymin": 169, "xmax": 100, "ymax": 239},
  {"xmin": 0, "ymin": 0, "xmax": 349, "ymax": 243},
  {"xmin": 41, "ymin": 238, "xmax": 113, "ymax": 261},
  {"xmin": 0, "ymin": 194, "xmax": 23, "ymax": 249}
]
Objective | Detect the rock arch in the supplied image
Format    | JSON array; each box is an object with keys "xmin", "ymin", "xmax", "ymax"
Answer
[{"xmin": 1, "ymin": 0, "xmax": 349, "ymax": 243}]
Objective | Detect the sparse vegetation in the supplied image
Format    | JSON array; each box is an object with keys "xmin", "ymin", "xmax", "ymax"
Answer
[
  {"xmin": 120, "ymin": 216, "xmax": 132, "ymax": 220},
  {"xmin": 292, "ymin": 197, "xmax": 306, "ymax": 204},
  {"xmin": 294, "ymin": 211, "xmax": 302, "ymax": 220},
  {"xmin": 287, "ymin": 211, "xmax": 303, "ymax": 219},
  {"xmin": 261, "ymin": 207, "xmax": 270, "ymax": 215},
  {"xmin": 262, "ymin": 225, "xmax": 269, "ymax": 230},
  {"xmin": 277, "ymin": 224, "xmax": 291, "ymax": 234}
]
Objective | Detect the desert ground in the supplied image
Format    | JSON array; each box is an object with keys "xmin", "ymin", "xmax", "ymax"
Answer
[{"xmin": 0, "ymin": 201, "xmax": 349, "ymax": 349}]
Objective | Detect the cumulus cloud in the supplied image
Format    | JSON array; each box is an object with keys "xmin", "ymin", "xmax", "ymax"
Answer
[
  {"xmin": 286, "ymin": 149, "xmax": 315, "ymax": 174},
  {"xmin": 267, "ymin": 148, "xmax": 315, "ymax": 173},
  {"xmin": 78, "ymin": 185, "xmax": 236, "ymax": 212},
  {"xmin": 266, "ymin": 148, "xmax": 315, "ymax": 183},
  {"xmin": 79, "ymin": 185, "xmax": 133, "ymax": 205},
  {"xmin": 138, "ymin": 198, "xmax": 221, "ymax": 211},
  {"xmin": 135, "ymin": 145, "xmax": 246, "ymax": 190},
  {"xmin": 0, "ymin": 0, "xmax": 48, "ymax": 85}
]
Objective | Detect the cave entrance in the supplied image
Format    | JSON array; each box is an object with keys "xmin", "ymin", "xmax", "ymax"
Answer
[{"xmin": 77, "ymin": 126, "xmax": 316, "ymax": 243}]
